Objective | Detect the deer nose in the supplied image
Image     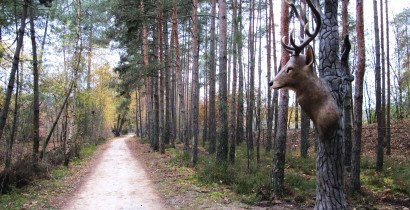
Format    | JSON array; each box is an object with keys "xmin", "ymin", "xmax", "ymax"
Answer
[{"xmin": 268, "ymin": 80, "xmax": 274, "ymax": 86}]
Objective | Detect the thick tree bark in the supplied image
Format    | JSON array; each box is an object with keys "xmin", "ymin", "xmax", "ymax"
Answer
[
  {"xmin": 351, "ymin": 0, "xmax": 366, "ymax": 193},
  {"xmin": 0, "ymin": 0, "xmax": 28, "ymax": 143},
  {"xmin": 271, "ymin": 0, "xmax": 289, "ymax": 197},
  {"xmin": 208, "ymin": 0, "xmax": 217, "ymax": 154},
  {"xmin": 190, "ymin": 0, "xmax": 200, "ymax": 165},
  {"xmin": 373, "ymin": 0, "xmax": 384, "ymax": 172},
  {"xmin": 216, "ymin": 0, "xmax": 229, "ymax": 163},
  {"xmin": 315, "ymin": 0, "xmax": 348, "ymax": 208},
  {"xmin": 341, "ymin": 0, "xmax": 353, "ymax": 170}
]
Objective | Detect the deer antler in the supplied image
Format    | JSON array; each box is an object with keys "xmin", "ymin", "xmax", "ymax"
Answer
[{"xmin": 282, "ymin": 0, "xmax": 321, "ymax": 56}]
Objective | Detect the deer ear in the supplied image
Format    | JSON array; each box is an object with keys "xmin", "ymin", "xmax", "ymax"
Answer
[{"xmin": 305, "ymin": 45, "xmax": 314, "ymax": 66}]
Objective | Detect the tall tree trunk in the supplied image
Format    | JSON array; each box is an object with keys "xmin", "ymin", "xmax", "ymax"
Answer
[
  {"xmin": 141, "ymin": 0, "xmax": 153, "ymax": 149},
  {"xmin": 379, "ymin": 0, "xmax": 386, "ymax": 159},
  {"xmin": 172, "ymin": 2, "xmax": 186, "ymax": 151},
  {"xmin": 246, "ymin": 0, "xmax": 255, "ymax": 151},
  {"xmin": 256, "ymin": 0, "xmax": 262, "ymax": 163},
  {"xmin": 266, "ymin": 0, "xmax": 274, "ymax": 152},
  {"xmin": 341, "ymin": 0, "xmax": 353, "ymax": 170},
  {"xmin": 217, "ymin": 0, "xmax": 229, "ymax": 163},
  {"xmin": 297, "ymin": 2, "xmax": 310, "ymax": 158},
  {"xmin": 165, "ymin": 11, "xmax": 172, "ymax": 146},
  {"xmin": 300, "ymin": 1, "xmax": 310, "ymax": 157},
  {"xmin": 157, "ymin": 0, "xmax": 165, "ymax": 154},
  {"xmin": 272, "ymin": 0, "xmax": 289, "ymax": 197},
  {"xmin": 0, "ymin": 0, "xmax": 28, "ymax": 143},
  {"xmin": 351, "ymin": 0, "xmax": 365, "ymax": 193},
  {"xmin": 208, "ymin": 0, "xmax": 217, "ymax": 154},
  {"xmin": 373, "ymin": 0, "xmax": 384, "ymax": 172},
  {"xmin": 65, "ymin": 0, "xmax": 82, "ymax": 166},
  {"xmin": 315, "ymin": 0, "xmax": 348, "ymax": 208},
  {"xmin": 168, "ymin": 14, "xmax": 176, "ymax": 146},
  {"xmin": 190, "ymin": 0, "xmax": 200, "ymax": 165},
  {"xmin": 202, "ymin": 21, "xmax": 209, "ymax": 147},
  {"xmin": 299, "ymin": 0, "xmax": 310, "ymax": 158},
  {"xmin": 272, "ymin": 0, "xmax": 279, "ymax": 148},
  {"xmin": 29, "ymin": 1, "xmax": 40, "ymax": 155},
  {"xmin": 229, "ymin": 0, "xmax": 238, "ymax": 163},
  {"xmin": 236, "ymin": 0, "xmax": 245, "ymax": 146},
  {"xmin": 385, "ymin": 0, "xmax": 391, "ymax": 155}
]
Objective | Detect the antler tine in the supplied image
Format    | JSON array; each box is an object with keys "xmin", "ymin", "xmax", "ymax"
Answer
[
  {"xmin": 286, "ymin": 0, "xmax": 321, "ymax": 55},
  {"xmin": 301, "ymin": 0, "xmax": 321, "ymax": 44},
  {"xmin": 286, "ymin": 0, "xmax": 306, "ymax": 28},
  {"xmin": 289, "ymin": 30, "xmax": 303, "ymax": 55},
  {"xmin": 281, "ymin": 36, "xmax": 296, "ymax": 55}
]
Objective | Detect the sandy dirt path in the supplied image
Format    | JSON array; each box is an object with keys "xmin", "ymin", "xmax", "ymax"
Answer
[{"xmin": 63, "ymin": 135, "xmax": 165, "ymax": 210}]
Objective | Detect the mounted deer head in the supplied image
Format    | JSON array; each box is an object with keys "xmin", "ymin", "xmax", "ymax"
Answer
[{"xmin": 269, "ymin": 0, "xmax": 339, "ymax": 140}]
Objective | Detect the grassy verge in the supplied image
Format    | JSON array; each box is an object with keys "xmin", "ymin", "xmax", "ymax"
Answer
[{"xmin": 0, "ymin": 139, "xmax": 107, "ymax": 210}]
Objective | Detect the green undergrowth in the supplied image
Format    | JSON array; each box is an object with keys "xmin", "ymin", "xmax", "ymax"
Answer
[
  {"xmin": 0, "ymin": 138, "xmax": 108, "ymax": 210},
  {"xmin": 167, "ymin": 145, "xmax": 317, "ymax": 204},
  {"xmin": 167, "ymin": 145, "xmax": 409, "ymax": 207},
  {"xmin": 360, "ymin": 156, "xmax": 410, "ymax": 197}
]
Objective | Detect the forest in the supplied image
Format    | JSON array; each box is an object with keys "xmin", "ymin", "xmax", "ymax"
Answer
[{"xmin": 0, "ymin": 0, "xmax": 409, "ymax": 209}]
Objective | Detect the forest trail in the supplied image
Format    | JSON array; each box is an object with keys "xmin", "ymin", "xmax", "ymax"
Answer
[{"xmin": 62, "ymin": 135, "xmax": 166, "ymax": 210}]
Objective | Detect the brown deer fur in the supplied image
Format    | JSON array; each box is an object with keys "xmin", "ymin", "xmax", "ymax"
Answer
[{"xmin": 270, "ymin": 46, "xmax": 339, "ymax": 140}]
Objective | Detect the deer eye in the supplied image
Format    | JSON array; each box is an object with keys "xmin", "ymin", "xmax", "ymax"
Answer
[{"xmin": 286, "ymin": 67, "xmax": 293, "ymax": 73}]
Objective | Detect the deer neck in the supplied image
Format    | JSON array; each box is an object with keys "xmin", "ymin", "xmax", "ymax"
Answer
[{"xmin": 294, "ymin": 78, "xmax": 330, "ymax": 115}]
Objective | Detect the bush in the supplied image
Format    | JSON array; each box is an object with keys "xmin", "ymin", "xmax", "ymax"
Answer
[{"xmin": 0, "ymin": 156, "xmax": 51, "ymax": 194}]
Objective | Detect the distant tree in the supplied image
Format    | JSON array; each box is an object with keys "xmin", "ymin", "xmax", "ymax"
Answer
[
  {"xmin": 385, "ymin": 0, "xmax": 391, "ymax": 155},
  {"xmin": 208, "ymin": 0, "xmax": 217, "ymax": 154},
  {"xmin": 265, "ymin": 0, "xmax": 274, "ymax": 153},
  {"xmin": 246, "ymin": 0, "xmax": 255, "ymax": 151},
  {"xmin": 190, "ymin": 0, "xmax": 200, "ymax": 165},
  {"xmin": 373, "ymin": 0, "xmax": 384, "ymax": 172},
  {"xmin": 229, "ymin": 0, "xmax": 239, "ymax": 163},
  {"xmin": 29, "ymin": 0, "xmax": 40, "ymax": 155},
  {"xmin": 236, "ymin": 0, "xmax": 245, "ymax": 147}
]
